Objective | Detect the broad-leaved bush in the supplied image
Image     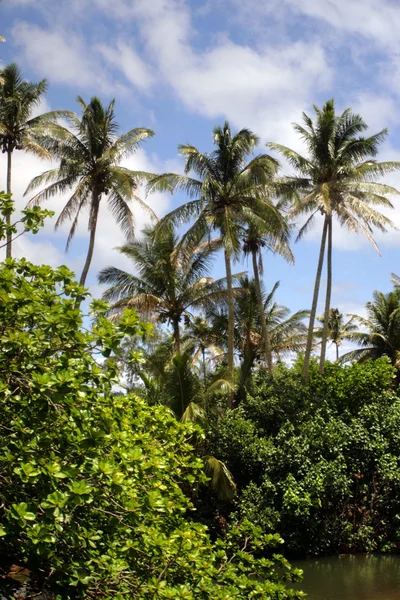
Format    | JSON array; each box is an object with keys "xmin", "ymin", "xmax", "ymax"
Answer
[{"xmin": 0, "ymin": 258, "xmax": 303, "ymax": 599}]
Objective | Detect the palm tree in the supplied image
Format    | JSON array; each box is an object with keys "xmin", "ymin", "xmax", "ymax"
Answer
[
  {"xmin": 269, "ymin": 99, "xmax": 400, "ymax": 377},
  {"xmin": 209, "ymin": 277, "xmax": 309, "ymax": 389},
  {"xmin": 25, "ymin": 96, "xmax": 154, "ymax": 286},
  {"xmin": 182, "ymin": 316, "xmax": 223, "ymax": 385},
  {"xmin": 315, "ymin": 308, "xmax": 358, "ymax": 360},
  {"xmin": 340, "ymin": 289, "xmax": 400, "ymax": 374},
  {"xmin": 147, "ymin": 122, "xmax": 280, "ymax": 400},
  {"xmin": 98, "ymin": 224, "xmax": 231, "ymax": 353},
  {"xmin": 242, "ymin": 213, "xmax": 294, "ymax": 375},
  {"xmin": 0, "ymin": 63, "xmax": 69, "ymax": 258}
]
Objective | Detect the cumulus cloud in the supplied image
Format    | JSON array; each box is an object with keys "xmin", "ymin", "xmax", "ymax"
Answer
[
  {"xmin": 9, "ymin": 0, "xmax": 332, "ymax": 148},
  {"xmin": 5, "ymin": 0, "xmax": 400, "ymax": 263},
  {"xmin": 12, "ymin": 22, "xmax": 107, "ymax": 92},
  {"xmin": 107, "ymin": 0, "xmax": 331, "ymax": 146},
  {"xmin": 96, "ymin": 42, "xmax": 155, "ymax": 92},
  {"xmin": 225, "ymin": 0, "xmax": 400, "ymax": 51}
]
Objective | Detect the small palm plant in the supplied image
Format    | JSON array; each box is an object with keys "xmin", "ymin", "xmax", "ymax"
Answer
[
  {"xmin": 25, "ymin": 96, "xmax": 154, "ymax": 286},
  {"xmin": 182, "ymin": 316, "xmax": 223, "ymax": 385},
  {"xmin": 209, "ymin": 277, "xmax": 309, "ymax": 391},
  {"xmin": 242, "ymin": 212, "xmax": 294, "ymax": 374},
  {"xmin": 315, "ymin": 308, "xmax": 358, "ymax": 360},
  {"xmin": 126, "ymin": 335, "xmax": 236, "ymax": 501}
]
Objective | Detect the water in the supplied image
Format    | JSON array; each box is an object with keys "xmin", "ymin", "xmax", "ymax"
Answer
[{"xmin": 292, "ymin": 555, "xmax": 400, "ymax": 599}]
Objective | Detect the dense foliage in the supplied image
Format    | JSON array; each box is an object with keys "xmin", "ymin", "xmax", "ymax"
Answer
[
  {"xmin": 3, "ymin": 58, "xmax": 400, "ymax": 596},
  {"xmin": 0, "ymin": 258, "xmax": 303, "ymax": 599},
  {"xmin": 206, "ymin": 358, "xmax": 400, "ymax": 556}
]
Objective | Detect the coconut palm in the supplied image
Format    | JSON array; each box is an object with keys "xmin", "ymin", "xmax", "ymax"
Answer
[
  {"xmin": 340, "ymin": 289, "xmax": 400, "ymax": 374},
  {"xmin": 25, "ymin": 96, "xmax": 154, "ymax": 286},
  {"xmin": 0, "ymin": 63, "xmax": 69, "ymax": 257},
  {"xmin": 209, "ymin": 277, "xmax": 309, "ymax": 389},
  {"xmin": 242, "ymin": 212, "xmax": 294, "ymax": 375},
  {"xmin": 182, "ymin": 316, "xmax": 223, "ymax": 384},
  {"xmin": 147, "ymin": 122, "xmax": 281, "ymax": 400},
  {"xmin": 315, "ymin": 308, "xmax": 358, "ymax": 361},
  {"xmin": 98, "ymin": 224, "xmax": 233, "ymax": 353},
  {"xmin": 269, "ymin": 99, "xmax": 400, "ymax": 377}
]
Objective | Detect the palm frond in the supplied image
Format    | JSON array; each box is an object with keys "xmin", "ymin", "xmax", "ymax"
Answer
[{"xmin": 203, "ymin": 456, "xmax": 236, "ymax": 502}]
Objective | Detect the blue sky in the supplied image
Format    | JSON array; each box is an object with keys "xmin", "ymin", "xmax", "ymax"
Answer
[{"xmin": 2, "ymin": 0, "xmax": 400, "ymax": 354}]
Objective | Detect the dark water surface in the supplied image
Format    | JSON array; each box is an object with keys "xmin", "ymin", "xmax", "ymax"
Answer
[{"xmin": 292, "ymin": 555, "xmax": 400, "ymax": 599}]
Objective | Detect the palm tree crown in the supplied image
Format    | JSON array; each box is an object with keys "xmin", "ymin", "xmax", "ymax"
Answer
[
  {"xmin": 98, "ymin": 224, "xmax": 230, "ymax": 353},
  {"xmin": 25, "ymin": 96, "xmax": 154, "ymax": 286},
  {"xmin": 182, "ymin": 316, "xmax": 223, "ymax": 383},
  {"xmin": 341, "ymin": 288, "xmax": 400, "ymax": 370},
  {"xmin": 270, "ymin": 99, "xmax": 400, "ymax": 376},
  {"xmin": 209, "ymin": 277, "xmax": 309, "ymax": 370}
]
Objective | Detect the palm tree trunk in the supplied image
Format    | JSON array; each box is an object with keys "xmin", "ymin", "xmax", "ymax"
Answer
[
  {"xmin": 252, "ymin": 249, "xmax": 273, "ymax": 376},
  {"xmin": 79, "ymin": 193, "xmax": 100, "ymax": 288},
  {"xmin": 336, "ymin": 343, "xmax": 339, "ymax": 361},
  {"xmin": 172, "ymin": 318, "xmax": 181, "ymax": 354},
  {"xmin": 319, "ymin": 216, "xmax": 332, "ymax": 373},
  {"xmin": 6, "ymin": 150, "xmax": 12, "ymax": 259},
  {"xmin": 224, "ymin": 248, "xmax": 235, "ymax": 407},
  {"xmin": 302, "ymin": 214, "xmax": 329, "ymax": 379},
  {"xmin": 202, "ymin": 346, "xmax": 207, "ymax": 385}
]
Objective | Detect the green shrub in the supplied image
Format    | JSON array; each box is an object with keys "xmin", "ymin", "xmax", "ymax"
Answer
[
  {"xmin": 207, "ymin": 359, "xmax": 400, "ymax": 555},
  {"xmin": 0, "ymin": 259, "xmax": 303, "ymax": 599}
]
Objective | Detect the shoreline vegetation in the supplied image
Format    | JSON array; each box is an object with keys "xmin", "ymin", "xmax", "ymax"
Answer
[{"xmin": 1, "ymin": 63, "xmax": 400, "ymax": 598}]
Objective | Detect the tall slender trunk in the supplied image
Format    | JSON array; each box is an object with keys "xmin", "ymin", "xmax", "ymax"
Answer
[
  {"xmin": 319, "ymin": 216, "xmax": 333, "ymax": 373},
  {"xmin": 224, "ymin": 248, "xmax": 235, "ymax": 408},
  {"xmin": 336, "ymin": 343, "xmax": 339, "ymax": 361},
  {"xmin": 6, "ymin": 150, "xmax": 12, "ymax": 258},
  {"xmin": 252, "ymin": 249, "xmax": 273, "ymax": 376},
  {"xmin": 202, "ymin": 346, "xmax": 207, "ymax": 386},
  {"xmin": 79, "ymin": 193, "xmax": 100, "ymax": 288},
  {"xmin": 172, "ymin": 318, "xmax": 181, "ymax": 354},
  {"xmin": 302, "ymin": 214, "xmax": 329, "ymax": 379}
]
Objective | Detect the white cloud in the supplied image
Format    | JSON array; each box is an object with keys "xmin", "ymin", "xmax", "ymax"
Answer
[
  {"xmin": 11, "ymin": 21, "xmax": 129, "ymax": 97},
  {"xmin": 348, "ymin": 93, "xmax": 398, "ymax": 134},
  {"xmin": 120, "ymin": 0, "xmax": 331, "ymax": 145},
  {"xmin": 96, "ymin": 42, "xmax": 155, "ymax": 92},
  {"xmin": 12, "ymin": 22, "xmax": 99, "ymax": 89},
  {"xmin": 10, "ymin": 235, "xmax": 66, "ymax": 268},
  {"xmin": 226, "ymin": 0, "xmax": 400, "ymax": 51},
  {"xmin": 283, "ymin": 0, "xmax": 400, "ymax": 50}
]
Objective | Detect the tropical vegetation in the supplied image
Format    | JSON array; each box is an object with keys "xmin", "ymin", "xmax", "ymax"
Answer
[
  {"xmin": 3, "ymin": 61, "xmax": 400, "ymax": 598},
  {"xmin": 0, "ymin": 243, "xmax": 303, "ymax": 598},
  {"xmin": 147, "ymin": 122, "xmax": 285, "ymax": 401}
]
